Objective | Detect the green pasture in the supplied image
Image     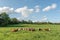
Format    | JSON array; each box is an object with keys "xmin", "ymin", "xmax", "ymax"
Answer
[{"xmin": 0, "ymin": 24, "xmax": 60, "ymax": 40}]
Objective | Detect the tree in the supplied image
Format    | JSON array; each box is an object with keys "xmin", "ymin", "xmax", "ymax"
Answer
[
  {"xmin": 10, "ymin": 18, "xmax": 19, "ymax": 24},
  {"xmin": 27, "ymin": 20, "xmax": 33, "ymax": 24},
  {"xmin": 0, "ymin": 18, "xmax": 5, "ymax": 26},
  {"xmin": 0, "ymin": 12, "xmax": 10, "ymax": 26}
]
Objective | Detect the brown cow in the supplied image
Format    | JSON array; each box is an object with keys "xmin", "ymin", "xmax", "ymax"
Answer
[
  {"xmin": 11, "ymin": 28, "xmax": 18, "ymax": 32},
  {"xmin": 28, "ymin": 28, "xmax": 35, "ymax": 31},
  {"xmin": 18, "ymin": 28, "xmax": 23, "ymax": 31},
  {"xmin": 24, "ymin": 28, "xmax": 29, "ymax": 31},
  {"xmin": 28, "ymin": 28, "xmax": 31, "ymax": 31},
  {"xmin": 31, "ymin": 28, "xmax": 35, "ymax": 31},
  {"xmin": 44, "ymin": 28, "xmax": 50, "ymax": 31}
]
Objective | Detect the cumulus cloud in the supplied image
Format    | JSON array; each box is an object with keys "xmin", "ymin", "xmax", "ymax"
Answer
[
  {"xmin": 0, "ymin": 6, "xmax": 40, "ymax": 17},
  {"xmin": 15, "ymin": 5, "xmax": 40, "ymax": 17},
  {"xmin": 35, "ymin": 5, "xmax": 40, "ymax": 12},
  {"xmin": 15, "ymin": 6, "xmax": 34, "ymax": 17},
  {"xmin": 0, "ymin": 7, "xmax": 14, "ymax": 14},
  {"xmin": 51, "ymin": 4, "xmax": 57, "ymax": 9},
  {"xmin": 42, "ymin": 3, "xmax": 57, "ymax": 11}
]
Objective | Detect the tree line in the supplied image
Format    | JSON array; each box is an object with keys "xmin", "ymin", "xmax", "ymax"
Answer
[
  {"xmin": 0, "ymin": 12, "xmax": 33, "ymax": 26},
  {"xmin": 0, "ymin": 12, "xmax": 60, "ymax": 27}
]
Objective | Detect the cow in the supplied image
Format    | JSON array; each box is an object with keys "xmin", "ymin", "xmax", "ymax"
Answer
[
  {"xmin": 39, "ymin": 28, "xmax": 42, "ymax": 31},
  {"xmin": 18, "ymin": 28, "xmax": 23, "ymax": 31},
  {"xmin": 11, "ymin": 28, "xmax": 18, "ymax": 32},
  {"xmin": 28, "ymin": 28, "xmax": 35, "ymax": 31},
  {"xmin": 44, "ymin": 28, "xmax": 50, "ymax": 31}
]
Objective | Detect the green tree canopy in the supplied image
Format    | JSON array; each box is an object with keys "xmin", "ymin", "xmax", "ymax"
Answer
[{"xmin": 0, "ymin": 12, "xmax": 10, "ymax": 26}]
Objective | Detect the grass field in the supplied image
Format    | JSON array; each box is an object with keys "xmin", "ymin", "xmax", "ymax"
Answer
[{"xmin": 0, "ymin": 24, "xmax": 60, "ymax": 40}]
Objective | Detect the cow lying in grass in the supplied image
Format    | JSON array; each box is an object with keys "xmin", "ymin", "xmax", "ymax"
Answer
[
  {"xmin": 11, "ymin": 28, "xmax": 50, "ymax": 32},
  {"xmin": 39, "ymin": 28, "xmax": 42, "ymax": 31},
  {"xmin": 28, "ymin": 28, "xmax": 35, "ymax": 31},
  {"xmin": 11, "ymin": 28, "xmax": 18, "ymax": 32},
  {"xmin": 39, "ymin": 28, "xmax": 50, "ymax": 31},
  {"xmin": 18, "ymin": 28, "xmax": 35, "ymax": 31},
  {"xmin": 18, "ymin": 28, "xmax": 23, "ymax": 31},
  {"xmin": 44, "ymin": 28, "xmax": 50, "ymax": 31}
]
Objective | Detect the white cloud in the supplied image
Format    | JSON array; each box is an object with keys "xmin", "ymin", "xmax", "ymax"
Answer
[
  {"xmin": 17, "ymin": 18, "xmax": 20, "ymax": 20},
  {"xmin": 43, "ymin": 6, "xmax": 51, "ymax": 11},
  {"xmin": 51, "ymin": 4, "xmax": 57, "ymax": 9},
  {"xmin": 15, "ymin": 5, "xmax": 40, "ymax": 17},
  {"xmin": 0, "ymin": 6, "xmax": 40, "ymax": 17},
  {"xmin": 42, "ymin": 17, "xmax": 47, "ymax": 21},
  {"xmin": 42, "ymin": 16, "xmax": 48, "ymax": 21},
  {"xmin": 32, "ymin": 16, "xmax": 48, "ymax": 22},
  {"xmin": 15, "ymin": 6, "xmax": 34, "ymax": 17},
  {"xmin": 0, "ymin": 7, "xmax": 14, "ymax": 14},
  {"xmin": 35, "ymin": 5, "xmax": 40, "ymax": 12},
  {"xmin": 32, "ymin": 20, "xmax": 38, "ymax": 22},
  {"xmin": 42, "ymin": 3, "xmax": 57, "ymax": 12}
]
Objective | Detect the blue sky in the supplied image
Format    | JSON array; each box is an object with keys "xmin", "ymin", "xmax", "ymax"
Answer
[{"xmin": 0, "ymin": 0, "xmax": 60, "ymax": 22}]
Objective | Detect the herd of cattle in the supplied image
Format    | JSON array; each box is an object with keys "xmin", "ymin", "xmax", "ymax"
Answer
[{"xmin": 11, "ymin": 28, "xmax": 50, "ymax": 32}]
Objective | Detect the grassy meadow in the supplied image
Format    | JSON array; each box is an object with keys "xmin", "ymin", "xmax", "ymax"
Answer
[{"xmin": 0, "ymin": 24, "xmax": 60, "ymax": 40}]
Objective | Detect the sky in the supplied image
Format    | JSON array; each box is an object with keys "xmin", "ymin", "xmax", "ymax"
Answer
[{"xmin": 0, "ymin": 0, "xmax": 60, "ymax": 22}]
